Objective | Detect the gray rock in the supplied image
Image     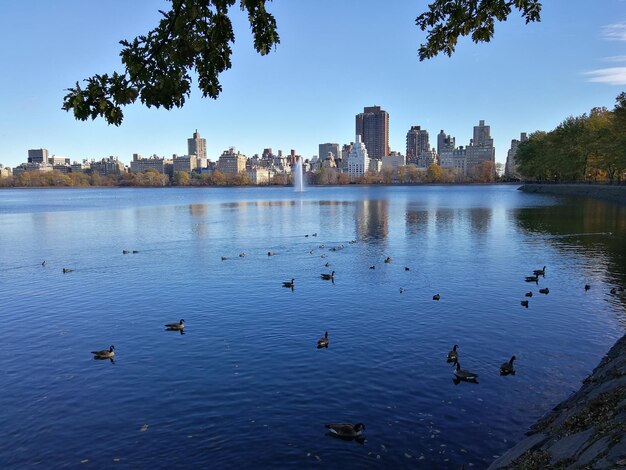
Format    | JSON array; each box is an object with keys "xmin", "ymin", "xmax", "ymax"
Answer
[
  {"xmin": 487, "ymin": 433, "xmax": 548, "ymax": 470},
  {"xmin": 573, "ymin": 436, "xmax": 611, "ymax": 467},
  {"xmin": 549, "ymin": 429, "xmax": 594, "ymax": 464}
]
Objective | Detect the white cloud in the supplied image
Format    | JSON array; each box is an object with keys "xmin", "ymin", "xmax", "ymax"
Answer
[
  {"xmin": 602, "ymin": 22, "xmax": 626, "ymax": 41},
  {"xmin": 586, "ymin": 67, "xmax": 626, "ymax": 85},
  {"xmin": 604, "ymin": 55, "xmax": 626, "ymax": 63}
]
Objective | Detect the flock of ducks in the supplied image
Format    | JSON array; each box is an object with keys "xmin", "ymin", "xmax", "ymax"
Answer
[{"xmin": 446, "ymin": 344, "xmax": 517, "ymax": 384}]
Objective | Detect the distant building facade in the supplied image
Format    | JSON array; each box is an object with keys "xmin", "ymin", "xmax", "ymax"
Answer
[
  {"xmin": 437, "ymin": 130, "xmax": 455, "ymax": 155},
  {"xmin": 91, "ymin": 156, "xmax": 125, "ymax": 176},
  {"xmin": 406, "ymin": 126, "xmax": 430, "ymax": 166},
  {"xmin": 465, "ymin": 120, "xmax": 495, "ymax": 177},
  {"xmin": 355, "ymin": 106, "xmax": 389, "ymax": 160},
  {"xmin": 130, "ymin": 154, "xmax": 170, "ymax": 174},
  {"xmin": 347, "ymin": 135, "xmax": 372, "ymax": 178},
  {"xmin": 505, "ymin": 132, "xmax": 528, "ymax": 179},
  {"xmin": 187, "ymin": 130, "xmax": 206, "ymax": 160},
  {"xmin": 28, "ymin": 148, "xmax": 49, "ymax": 164},
  {"xmin": 217, "ymin": 148, "xmax": 247, "ymax": 175}
]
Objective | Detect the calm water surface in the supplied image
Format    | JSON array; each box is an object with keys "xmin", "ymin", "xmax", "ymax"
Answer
[{"xmin": 0, "ymin": 185, "xmax": 625, "ymax": 469}]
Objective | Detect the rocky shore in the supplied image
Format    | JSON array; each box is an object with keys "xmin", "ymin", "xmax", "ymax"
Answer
[
  {"xmin": 488, "ymin": 334, "xmax": 626, "ymax": 469},
  {"xmin": 518, "ymin": 183, "xmax": 626, "ymax": 205}
]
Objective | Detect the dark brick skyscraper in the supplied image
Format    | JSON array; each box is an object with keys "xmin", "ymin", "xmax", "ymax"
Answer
[{"xmin": 355, "ymin": 106, "xmax": 389, "ymax": 160}]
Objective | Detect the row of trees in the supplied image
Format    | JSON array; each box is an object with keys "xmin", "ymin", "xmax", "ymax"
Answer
[
  {"xmin": 1, "ymin": 161, "xmax": 500, "ymax": 189},
  {"xmin": 516, "ymin": 93, "xmax": 626, "ymax": 183}
]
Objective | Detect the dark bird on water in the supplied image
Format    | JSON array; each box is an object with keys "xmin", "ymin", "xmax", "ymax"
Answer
[
  {"xmin": 91, "ymin": 345, "xmax": 115, "ymax": 359},
  {"xmin": 453, "ymin": 362, "xmax": 478, "ymax": 381},
  {"xmin": 533, "ymin": 266, "xmax": 546, "ymax": 276},
  {"xmin": 62, "ymin": 268, "xmax": 73, "ymax": 273},
  {"xmin": 433, "ymin": 294, "xmax": 441, "ymax": 301},
  {"xmin": 325, "ymin": 422, "xmax": 365, "ymax": 438},
  {"xmin": 405, "ymin": 267, "xmax": 410, "ymax": 271},
  {"xmin": 525, "ymin": 275, "xmax": 539, "ymax": 282},
  {"xmin": 165, "ymin": 319, "xmax": 185, "ymax": 330},
  {"xmin": 282, "ymin": 279, "xmax": 295, "ymax": 288},
  {"xmin": 321, "ymin": 271, "xmax": 335, "ymax": 280},
  {"xmin": 325, "ymin": 262, "xmax": 330, "ymax": 267},
  {"xmin": 585, "ymin": 284, "xmax": 591, "ymax": 291},
  {"xmin": 369, "ymin": 265, "xmax": 375, "ymax": 270},
  {"xmin": 500, "ymin": 355, "xmax": 516, "ymax": 375},
  {"xmin": 317, "ymin": 331, "xmax": 329, "ymax": 348},
  {"xmin": 41, "ymin": 261, "xmax": 46, "ymax": 267},
  {"xmin": 447, "ymin": 344, "xmax": 459, "ymax": 363},
  {"xmin": 521, "ymin": 300, "xmax": 529, "ymax": 308},
  {"xmin": 525, "ymin": 291, "xmax": 533, "ymax": 297},
  {"xmin": 539, "ymin": 288, "xmax": 549, "ymax": 295}
]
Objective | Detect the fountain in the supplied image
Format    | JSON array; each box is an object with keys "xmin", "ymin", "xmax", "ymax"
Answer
[{"xmin": 293, "ymin": 156, "xmax": 305, "ymax": 192}]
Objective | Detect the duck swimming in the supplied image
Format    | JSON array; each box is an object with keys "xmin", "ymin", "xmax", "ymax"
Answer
[
  {"xmin": 282, "ymin": 279, "xmax": 295, "ymax": 288},
  {"xmin": 500, "ymin": 355, "xmax": 516, "ymax": 375},
  {"xmin": 521, "ymin": 300, "xmax": 529, "ymax": 308},
  {"xmin": 321, "ymin": 271, "xmax": 335, "ymax": 280},
  {"xmin": 539, "ymin": 288, "xmax": 549, "ymax": 295},
  {"xmin": 325, "ymin": 422, "xmax": 365, "ymax": 439},
  {"xmin": 165, "ymin": 319, "xmax": 185, "ymax": 330},
  {"xmin": 433, "ymin": 294, "xmax": 441, "ymax": 301},
  {"xmin": 92, "ymin": 345, "xmax": 115, "ymax": 359},
  {"xmin": 317, "ymin": 331, "xmax": 329, "ymax": 348}
]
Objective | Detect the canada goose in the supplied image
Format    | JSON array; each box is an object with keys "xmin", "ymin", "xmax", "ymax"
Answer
[
  {"xmin": 41, "ymin": 261, "xmax": 46, "ymax": 267},
  {"xmin": 62, "ymin": 268, "xmax": 73, "ymax": 273},
  {"xmin": 369, "ymin": 265, "xmax": 375, "ymax": 270},
  {"xmin": 319, "ymin": 245, "xmax": 325, "ymax": 249},
  {"xmin": 321, "ymin": 254, "xmax": 327, "ymax": 259},
  {"xmin": 325, "ymin": 262, "xmax": 330, "ymax": 267},
  {"xmin": 317, "ymin": 331, "xmax": 329, "ymax": 348},
  {"xmin": 525, "ymin": 275, "xmax": 539, "ymax": 282},
  {"xmin": 399, "ymin": 287, "xmax": 405, "ymax": 293},
  {"xmin": 384, "ymin": 257, "xmax": 392, "ymax": 263},
  {"xmin": 325, "ymin": 423, "xmax": 365, "ymax": 438},
  {"xmin": 533, "ymin": 266, "xmax": 546, "ymax": 276},
  {"xmin": 405, "ymin": 267, "xmax": 410, "ymax": 271},
  {"xmin": 165, "ymin": 319, "xmax": 185, "ymax": 330},
  {"xmin": 282, "ymin": 279, "xmax": 295, "ymax": 288},
  {"xmin": 539, "ymin": 288, "xmax": 549, "ymax": 295},
  {"xmin": 305, "ymin": 234, "xmax": 309, "ymax": 237},
  {"xmin": 312, "ymin": 233, "xmax": 318, "ymax": 237},
  {"xmin": 321, "ymin": 271, "xmax": 335, "ymax": 280},
  {"xmin": 267, "ymin": 252, "xmax": 275, "ymax": 256},
  {"xmin": 433, "ymin": 294, "xmax": 441, "ymax": 301},
  {"xmin": 447, "ymin": 344, "xmax": 459, "ymax": 363},
  {"xmin": 525, "ymin": 291, "xmax": 533, "ymax": 297},
  {"xmin": 221, "ymin": 256, "xmax": 228, "ymax": 261},
  {"xmin": 500, "ymin": 355, "xmax": 516, "ymax": 375},
  {"xmin": 239, "ymin": 252, "xmax": 245, "ymax": 257},
  {"xmin": 521, "ymin": 300, "xmax": 529, "ymax": 308},
  {"xmin": 453, "ymin": 362, "xmax": 478, "ymax": 381},
  {"xmin": 92, "ymin": 345, "xmax": 115, "ymax": 359},
  {"xmin": 122, "ymin": 250, "xmax": 129, "ymax": 254},
  {"xmin": 585, "ymin": 284, "xmax": 591, "ymax": 291}
]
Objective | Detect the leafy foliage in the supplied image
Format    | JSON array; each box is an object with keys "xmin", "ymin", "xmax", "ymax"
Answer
[
  {"xmin": 515, "ymin": 94, "xmax": 626, "ymax": 183},
  {"xmin": 416, "ymin": 0, "xmax": 542, "ymax": 60},
  {"xmin": 63, "ymin": 0, "xmax": 279, "ymax": 125}
]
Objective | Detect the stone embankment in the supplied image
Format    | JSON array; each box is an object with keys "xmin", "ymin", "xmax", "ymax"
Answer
[
  {"xmin": 488, "ymin": 334, "xmax": 626, "ymax": 469},
  {"xmin": 518, "ymin": 183, "xmax": 626, "ymax": 205}
]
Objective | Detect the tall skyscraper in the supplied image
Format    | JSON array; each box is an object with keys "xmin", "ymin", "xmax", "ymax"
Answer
[
  {"xmin": 405, "ymin": 126, "xmax": 430, "ymax": 165},
  {"xmin": 465, "ymin": 120, "xmax": 496, "ymax": 177},
  {"xmin": 355, "ymin": 106, "xmax": 389, "ymax": 160},
  {"xmin": 437, "ymin": 130, "xmax": 455, "ymax": 155},
  {"xmin": 187, "ymin": 130, "xmax": 206, "ymax": 159},
  {"xmin": 505, "ymin": 132, "xmax": 528, "ymax": 178}
]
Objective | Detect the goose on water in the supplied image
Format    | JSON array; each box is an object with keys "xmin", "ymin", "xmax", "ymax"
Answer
[
  {"xmin": 384, "ymin": 257, "xmax": 392, "ymax": 263},
  {"xmin": 321, "ymin": 271, "xmax": 335, "ymax": 280},
  {"xmin": 62, "ymin": 268, "xmax": 73, "ymax": 273},
  {"xmin": 453, "ymin": 362, "xmax": 478, "ymax": 381},
  {"xmin": 283, "ymin": 279, "xmax": 295, "ymax": 288},
  {"xmin": 92, "ymin": 345, "xmax": 115, "ymax": 359},
  {"xmin": 521, "ymin": 300, "xmax": 529, "ymax": 308},
  {"xmin": 165, "ymin": 319, "xmax": 185, "ymax": 330},
  {"xmin": 525, "ymin": 291, "xmax": 533, "ymax": 297},
  {"xmin": 533, "ymin": 266, "xmax": 546, "ymax": 276},
  {"xmin": 525, "ymin": 275, "xmax": 539, "ymax": 282},
  {"xmin": 317, "ymin": 331, "xmax": 329, "ymax": 348},
  {"xmin": 539, "ymin": 288, "xmax": 549, "ymax": 295},
  {"xmin": 325, "ymin": 423, "xmax": 365, "ymax": 438},
  {"xmin": 433, "ymin": 294, "xmax": 441, "ymax": 301},
  {"xmin": 369, "ymin": 265, "xmax": 375, "ymax": 270},
  {"xmin": 500, "ymin": 355, "xmax": 516, "ymax": 375},
  {"xmin": 447, "ymin": 344, "xmax": 459, "ymax": 363},
  {"xmin": 585, "ymin": 284, "xmax": 591, "ymax": 291}
]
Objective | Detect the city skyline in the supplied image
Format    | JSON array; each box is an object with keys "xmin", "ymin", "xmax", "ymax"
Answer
[{"xmin": 1, "ymin": 1, "xmax": 624, "ymax": 168}]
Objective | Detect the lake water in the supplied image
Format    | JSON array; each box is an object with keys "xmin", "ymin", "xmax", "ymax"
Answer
[{"xmin": 0, "ymin": 185, "xmax": 624, "ymax": 469}]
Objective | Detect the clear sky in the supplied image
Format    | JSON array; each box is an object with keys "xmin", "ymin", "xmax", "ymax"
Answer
[{"xmin": 1, "ymin": 0, "xmax": 625, "ymax": 168}]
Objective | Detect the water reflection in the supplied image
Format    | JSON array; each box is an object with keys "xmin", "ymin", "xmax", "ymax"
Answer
[{"xmin": 356, "ymin": 200, "xmax": 389, "ymax": 241}]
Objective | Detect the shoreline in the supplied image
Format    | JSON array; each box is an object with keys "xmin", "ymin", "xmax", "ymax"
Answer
[
  {"xmin": 518, "ymin": 183, "xmax": 626, "ymax": 205},
  {"xmin": 488, "ymin": 333, "xmax": 626, "ymax": 469}
]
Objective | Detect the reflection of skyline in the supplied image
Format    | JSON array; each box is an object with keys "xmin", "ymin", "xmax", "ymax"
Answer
[
  {"xmin": 405, "ymin": 207, "xmax": 493, "ymax": 235},
  {"xmin": 355, "ymin": 200, "xmax": 389, "ymax": 241}
]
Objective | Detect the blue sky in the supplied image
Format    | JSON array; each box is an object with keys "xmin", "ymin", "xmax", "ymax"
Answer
[{"xmin": 1, "ymin": 0, "xmax": 625, "ymax": 168}]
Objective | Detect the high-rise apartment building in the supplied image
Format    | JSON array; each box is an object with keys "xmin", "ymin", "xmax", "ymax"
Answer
[
  {"xmin": 355, "ymin": 106, "xmax": 389, "ymax": 160},
  {"xmin": 319, "ymin": 143, "xmax": 341, "ymax": 162},
  {"xmin": 465, "ymin": 120, "xmax": 496, "ymax": 178},
  {"xmin": 28, "ymin": 148, "xmax": 49, "ymax": 164},
  {"xmin": 217, "ymin": 148, "xmax": 247, "ymax": 175},
  {"xmin": 437, "ymin": 130, "xmax": 455, "ymax": 155},
  {"xmin": 187, "ymin": 130, "xmax": 206, "ymax": 160},
  {"xmin": 505, "ymin": 132, "xmax": 528, "ymax": 178},
  {"xmin": 406, "ymin": 126, "xmax": 430, "ymax": 166}
]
